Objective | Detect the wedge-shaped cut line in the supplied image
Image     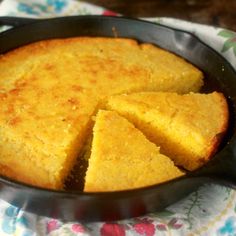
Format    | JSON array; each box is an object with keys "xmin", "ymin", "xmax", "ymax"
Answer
[
  {"xmin": 107, "ymin": 92, "xmax": 229, "ymax": 171},
  {"xmin": 84, "ymin": 110, "xmax": 184, "ymax": 192}
]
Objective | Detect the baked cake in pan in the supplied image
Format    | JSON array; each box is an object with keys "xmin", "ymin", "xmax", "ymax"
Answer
[{"xmin": 0, "ymin": 37, "xmax": 205, "ymax": 189}]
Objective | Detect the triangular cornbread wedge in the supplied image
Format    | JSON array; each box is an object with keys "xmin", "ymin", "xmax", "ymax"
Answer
[
  {"xmin": 107, "ymin": 92, "xmax": 229, "ymax": 171},
  {"xmin": 84, "ymin": 110, "xmax": 184, "ymax": 192}
]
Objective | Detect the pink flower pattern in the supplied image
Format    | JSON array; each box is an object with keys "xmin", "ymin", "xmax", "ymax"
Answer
[
  {"xmin": 71, "ymin": 223, "xmax": 86, "ymax": 233},
  {"xmin": 134, "ymin": 222, "xmax": 156, "ymax": 236},
  {"xmin": 1, "ymin": 2, "xmax": 235, "ymax": 236},
  {"xmin": 100, "ymin": 223, "xmax": 126, "ymax": 236},
  {"xmin": 46, "ymin": 219, "xmax": 60, "ymax": 234}
]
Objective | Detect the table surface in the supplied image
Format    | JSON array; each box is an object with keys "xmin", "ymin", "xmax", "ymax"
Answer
[{"xmin": 87, "ymin": 0, "xmax": 236, "ymax": 31}]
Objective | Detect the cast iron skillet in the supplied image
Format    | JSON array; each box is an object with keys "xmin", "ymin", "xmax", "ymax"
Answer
[{"xmin": 0, "ymin": 15, "xmax": 236, "ymax": 222}]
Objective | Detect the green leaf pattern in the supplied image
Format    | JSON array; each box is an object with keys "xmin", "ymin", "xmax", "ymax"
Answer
[
  {"xmin": 0, "ymin": 1, "xmax": 236, "ymax": 235},
  {"xmin": 218, "ymin": 29, "xmax": 236, "ymax": 56}
]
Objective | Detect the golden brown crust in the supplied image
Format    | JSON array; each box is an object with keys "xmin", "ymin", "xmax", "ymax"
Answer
[
  {"xmin": 0, "ymin": 163, "xmax": 53, "ymax": 189},
  {"xmin": 205, "ymin": 92, "xmax": 229, "ymax": 160}
]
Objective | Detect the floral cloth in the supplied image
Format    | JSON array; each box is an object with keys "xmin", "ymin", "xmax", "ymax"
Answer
[{"xmin": 0, "ymin": 0, "xmax": 236, "ymax": 235}]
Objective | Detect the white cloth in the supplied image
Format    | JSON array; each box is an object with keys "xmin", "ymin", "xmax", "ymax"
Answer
[{"xmin": 1, "ymin": 1, "xmax": 236, "ymax": 235}]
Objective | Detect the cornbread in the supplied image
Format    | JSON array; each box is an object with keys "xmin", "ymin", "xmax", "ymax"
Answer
[
  {"xmin": 107, "ymin": 92, "xmax": 229, "ymax": 171},
  {"xmin": 0, "ymin": 37, "xmax": 203, "ymax": 99},
  {"xmin": 0, "ymin": 37, "xmax": 204, "ymax": 189},
  {"xmin": 0, "ymin": 85, "xmax": 98, "ymax": 189},
  {"xmin": 84, "ymin": 110, "xmax": 184, "ymax": 192}
]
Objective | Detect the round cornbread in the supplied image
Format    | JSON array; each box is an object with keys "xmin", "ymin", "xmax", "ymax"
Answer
[{"xmin": 0, "ymin": 37, "xmax": 205, "ymax": 190}]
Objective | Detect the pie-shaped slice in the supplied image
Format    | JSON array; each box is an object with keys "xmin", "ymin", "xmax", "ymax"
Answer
[
  {"xmin": 84, "ymin": 110, "xmax": 184, "ymax": 192},
  {"xmin": 107, "ymin": 92, "xmax": 229, "ymax": 171}
]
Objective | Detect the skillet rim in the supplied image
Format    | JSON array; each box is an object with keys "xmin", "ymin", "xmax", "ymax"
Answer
[{"xmin": 0, "ymin": 15, "xmax": 236, "ymax": 197}]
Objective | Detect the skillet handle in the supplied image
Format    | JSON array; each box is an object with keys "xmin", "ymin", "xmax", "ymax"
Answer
[{"xmin": 0, "ymin": 16, "xmax": 39, "ymax": 27}]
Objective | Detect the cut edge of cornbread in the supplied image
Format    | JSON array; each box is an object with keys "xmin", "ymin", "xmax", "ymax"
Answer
[
  {"xmin": 0, "ymin": 111, "xmax": 97, "ymax": 189},
  {"xmin": 84, "ymin": 110, "xmax": 184, "ymax": 192},
  {"xmin": 106, "ymin": 92, "xmax": 229, "ymax": 171},
  {"xmin": 59, "ymin": 114, "xmax": 97, "ymax": 189}
]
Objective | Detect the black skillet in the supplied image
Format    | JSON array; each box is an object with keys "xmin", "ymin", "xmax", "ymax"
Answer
[{"xmin": 0, "ymin": 15, "xmax": 236, "ymax": 222}]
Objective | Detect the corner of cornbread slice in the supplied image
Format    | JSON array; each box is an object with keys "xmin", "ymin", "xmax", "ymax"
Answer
[
  {"xmin": 84, "ymin": 110, "xmax": 184, "ymax": 192},
  {"xmin": 106, "ymin": 92, "xmax": 229, "ymax": 171}
]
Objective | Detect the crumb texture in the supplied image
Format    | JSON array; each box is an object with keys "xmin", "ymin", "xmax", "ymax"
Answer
[
  {"xmin": 107, "ymin": 92, "xmax": 229, "ymax": 171},
  {"xmin": 84, "ymin": 110, "xmax": 184, "ymax": 192}
]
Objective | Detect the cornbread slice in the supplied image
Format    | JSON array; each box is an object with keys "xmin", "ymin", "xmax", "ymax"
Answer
[
  {"xmin": 0, "ymin": 79, "xmax": 98, "ymax": 189},
  {"xmin": 107, "ymin": 92, "xmax": 229, "ymax": 171},
  {"xmin": 84, "ymin": 110, "xmax": 184, "ymax": 192}
]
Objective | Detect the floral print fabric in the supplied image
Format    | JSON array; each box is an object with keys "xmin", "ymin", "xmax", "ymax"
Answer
[{"xmin": 0, "ymin": 0, "xmax": 236, "ymax": 235}]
